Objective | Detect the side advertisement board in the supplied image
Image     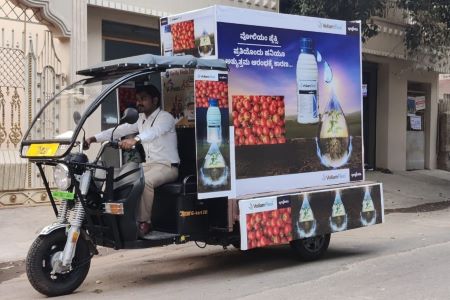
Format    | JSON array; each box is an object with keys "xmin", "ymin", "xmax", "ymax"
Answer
[
  {"xmin": 162, "ymin": 6, "xmax": 364, "ymax": 198},
  {"xmin": 194, "ymin": 69, "xmax": 235, "ymax": 199},
  {"xmin": 238, "ymin": 183, "xmax": 383, "ymax": 250}
]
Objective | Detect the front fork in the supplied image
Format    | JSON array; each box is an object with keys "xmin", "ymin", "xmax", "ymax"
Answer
[{"xmin": 52, "ymin": 171, "xmax": 91, "ymax": 274}]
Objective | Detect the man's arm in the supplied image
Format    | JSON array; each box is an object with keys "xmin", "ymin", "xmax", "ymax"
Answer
[
  {"xmin": 85, "ymin": 122, "xmax": 139, "ymax": 149},
  {"xmin": 94, "ymin": 122, "xmax": 139, "ymax": 143}
]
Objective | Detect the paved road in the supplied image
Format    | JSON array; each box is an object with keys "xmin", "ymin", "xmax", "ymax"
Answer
[{"xmin": 1, "ymin": 207, "xmax": 450, "ymax": 299}]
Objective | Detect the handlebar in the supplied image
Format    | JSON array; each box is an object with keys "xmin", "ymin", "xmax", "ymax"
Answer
[{"xmin": 93, "ymin": 140, "xmax": 140, "ymax": 164}]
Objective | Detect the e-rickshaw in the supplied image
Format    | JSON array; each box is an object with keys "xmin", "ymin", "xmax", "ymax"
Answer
[{"xmin": 20, "ymin": 54, "xmax": 333, "ymax": 297}]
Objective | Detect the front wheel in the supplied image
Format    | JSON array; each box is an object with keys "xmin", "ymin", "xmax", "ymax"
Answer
[
  {"xmin": 290, "ymin": 234, "xmax": 331, "ymax": 261},
  {"xmin": 26, "ymin": 229, "xmax": 91, "ymax": 297}
]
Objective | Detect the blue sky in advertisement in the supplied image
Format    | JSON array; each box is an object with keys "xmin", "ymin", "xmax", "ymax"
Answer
[{"xmin": 217, "ymin": 22, "xmax": 362, "ymax": 115}]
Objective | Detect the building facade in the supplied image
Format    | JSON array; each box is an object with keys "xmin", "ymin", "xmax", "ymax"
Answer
[
  {"xmin": 0, "ymin": 0, "xmax": 279, "ymax": 206},
  {"xmin": 362, "ymin": 2, "xmax": 447, "ymax": 171},
  {"xmin": 0, "ymin": 0, "xmax": 447, "ymax": 207}
]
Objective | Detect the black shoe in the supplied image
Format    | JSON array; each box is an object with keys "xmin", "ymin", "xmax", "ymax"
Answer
[{"xmin": 138, "ymin": 222, "xmax": 152, "ymax": 238}]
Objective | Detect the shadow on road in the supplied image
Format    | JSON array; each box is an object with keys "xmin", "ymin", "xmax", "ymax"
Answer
[
  {"xmin": 109, "ymin": 244, "xmax": 381, "ymax": 288},
  {"xmin": 385, "ymin": 201, "xmax": 450, "ymax": 214}
]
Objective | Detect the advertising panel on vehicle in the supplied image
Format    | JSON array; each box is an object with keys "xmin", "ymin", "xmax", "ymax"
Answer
[{"xmin": 162, "ymin": 6, "xmax": 364, "ymax": 198}]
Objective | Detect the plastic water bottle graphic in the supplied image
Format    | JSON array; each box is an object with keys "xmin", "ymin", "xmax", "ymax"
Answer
[
  {"xmin": 296, "ymin": 37, "xmax": 319, "ymax": 124},
  {"xmin": 206, "ymin": 99, "xmax": 221, "ymax": 144},
  {"xmin": 162, "ymin": 25, "xmax": 173, "ymax": 56}
]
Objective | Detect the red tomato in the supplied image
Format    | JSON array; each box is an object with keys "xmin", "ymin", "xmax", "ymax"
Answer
[
  {"xmin": 284, "ymin": 224, "xmax": 292, "ymax": 235},
  {"xmin": 277, "ymin": 218, "xmax": 284, "ymax": 227},
  {"xmin": 271, "ymin": 210, "xmax": 279, "ymax": 219}
]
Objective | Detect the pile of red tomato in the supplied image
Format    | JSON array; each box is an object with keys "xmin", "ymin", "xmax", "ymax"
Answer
[
  {"xmin": 195, "ymin": 80, "xmax": 229, "ymax": 108},
  {"xmin": 246, "ymin": 208, "xmax": 293, "ymax": 249},
  {"xmin": 172, "ymin": 20, "xmax": 195, "ymax": 52},
  {"xmin": 232, "ymin": 95, "xmax": 286, "ymax": 146}
]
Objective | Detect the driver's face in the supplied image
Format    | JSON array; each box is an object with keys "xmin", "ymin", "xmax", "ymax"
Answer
[{"xmin": 136, "ymin": 92, "xmax": 158, "ymax": 115}]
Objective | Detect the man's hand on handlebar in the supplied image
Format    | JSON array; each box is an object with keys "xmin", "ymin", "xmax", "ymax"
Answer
[
  {"xmin": 119, "ymin": 138, "xmax": 137, "ymax": 150},
  {"xmin": 83, "ymin": 136, "xmax": 97, "ymax": 150}
]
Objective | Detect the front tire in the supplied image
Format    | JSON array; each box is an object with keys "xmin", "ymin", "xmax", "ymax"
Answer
[
  {"xmin": 26, "ymin": 229, "xmax": 91, "ymax": 297},
  {"xmin": 290, "ymin": 234, "xmax": 330, "ymax": 261}
]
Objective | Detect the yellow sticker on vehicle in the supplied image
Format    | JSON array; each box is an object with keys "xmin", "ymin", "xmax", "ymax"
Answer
[{"xmin": 26, "ymin": 143, "xmax": 59, "ymax": 157}]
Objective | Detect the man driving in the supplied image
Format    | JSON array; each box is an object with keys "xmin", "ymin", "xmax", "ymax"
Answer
[{"xmin": 85, "ymin": 85, "xmax": 179, "ymax": 237}]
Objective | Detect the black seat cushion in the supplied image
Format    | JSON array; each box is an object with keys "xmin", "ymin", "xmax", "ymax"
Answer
[
  {"xmin": 157, "ymin": 179, "xmax": 197, "ymax": 195},
  {"xmin": 176, "ymin": 127, "xmax": 197, "ymax": 180}
]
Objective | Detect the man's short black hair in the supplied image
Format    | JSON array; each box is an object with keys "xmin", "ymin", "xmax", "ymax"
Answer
[
  {"xmin": 136, "ymin": 84, "xmax": 160, "ymax": 98},
  {"xmin": 136, "ymin": 85, "xmax": 161, "ymax": 106}
]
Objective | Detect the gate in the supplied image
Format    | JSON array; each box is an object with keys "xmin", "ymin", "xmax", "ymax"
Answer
[{"xmin": 0, "ymin": 0, "xmax": 65, "ymax": 206}]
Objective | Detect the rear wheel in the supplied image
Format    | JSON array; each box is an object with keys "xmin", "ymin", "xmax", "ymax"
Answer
[
  {"xmin": 26, "ymin": 229, "xmax": 91, "ymax": 297},
  {"xmin": 290, "ymin": 234, "xmax": 330, "ymax": 261}
]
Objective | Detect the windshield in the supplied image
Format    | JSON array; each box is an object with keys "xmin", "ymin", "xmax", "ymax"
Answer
[{"xmin": 24, "ymin": 75, "xmax": 121, "ymax": 143}]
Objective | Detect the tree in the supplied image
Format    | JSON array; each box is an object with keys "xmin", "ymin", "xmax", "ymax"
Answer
[
  {"xmin": 283, "ymin": 0, "xmax": 450, "ymax": 69},
  {"xmin": 398, "ymin": 0, "xmax": 450, "ymax": 67},
  {"xmin": 282, "ymin": 0, "xmax": 385, "ymax": 42}
]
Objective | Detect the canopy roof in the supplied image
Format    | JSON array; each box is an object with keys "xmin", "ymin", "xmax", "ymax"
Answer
[{"xmin": 77, "ymin": 54, "xmax": 228, "ymax": 77}]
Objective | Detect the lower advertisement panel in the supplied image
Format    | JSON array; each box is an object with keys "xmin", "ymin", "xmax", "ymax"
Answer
[{"xmin": 238, "ymin": 182, "xmax": 383, "ymax": 250}]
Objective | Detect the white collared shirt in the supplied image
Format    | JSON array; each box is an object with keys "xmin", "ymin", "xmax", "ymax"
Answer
[{"xmin": 95, "ymin": 108, "xmax": 180, "ymax": 165}]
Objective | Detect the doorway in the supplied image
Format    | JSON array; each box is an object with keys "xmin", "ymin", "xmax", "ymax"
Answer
[
  {"xmin": 362, "ymin": 62, "xmax": 378, "ymax": 170},
  {"xmin": 406, "ymin": 82, "xmax": 429, "ymax": 170}
]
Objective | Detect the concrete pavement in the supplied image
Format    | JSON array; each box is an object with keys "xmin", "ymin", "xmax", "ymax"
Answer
[{"xmin": 1, "ymin": 170, "xmax": 449, "ymax": 263}]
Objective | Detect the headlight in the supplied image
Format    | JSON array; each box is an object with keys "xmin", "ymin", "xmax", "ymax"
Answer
[{"xmin": 53, "ymin": 163, "xmax": 71, "ymax": 190}]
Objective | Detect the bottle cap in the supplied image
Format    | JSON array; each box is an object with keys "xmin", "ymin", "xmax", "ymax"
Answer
[
  {"xmin": 208, "ymin": 99, "xmax": 218, "ymax": 107},
  {"xmin": 300, "ymin": 37, "xmax": 313, "ymax": 50}
]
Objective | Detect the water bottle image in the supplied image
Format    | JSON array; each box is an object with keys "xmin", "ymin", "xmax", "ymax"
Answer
[
  {"xmin": 162, "ymin": 25, "xmax": 173, "ymax": 56},
  {"xmin": 206, "ymin": 98, "xmax": 222, "ymax": 144},
  {"xmin": 296, "ymin": 37, "xmax": 319, "ymax": 124}
]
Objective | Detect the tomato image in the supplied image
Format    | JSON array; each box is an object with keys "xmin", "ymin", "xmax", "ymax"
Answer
[
  {"xmin": 171, "ymin": 20, "xmax": 195, "ymax": 52},
  {"xmin": 232, "ymin": 95, "xmax": 286, "ymax": 146},
  {"xmin": 195, "ymin": 80, "xmax": 228, "ymax": 108},
  {"xmin": 246, "ymin": 207, "xmax": 292, "ymax": 249}
]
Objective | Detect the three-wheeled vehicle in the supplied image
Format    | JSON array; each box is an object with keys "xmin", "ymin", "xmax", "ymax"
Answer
[
  {"xmin": 19, "ymin": 55, "xmax": 309, "ymax": 296},
  {"xmin": 20, "ymin": 54, "xmax": 383, "ymax": 297}
]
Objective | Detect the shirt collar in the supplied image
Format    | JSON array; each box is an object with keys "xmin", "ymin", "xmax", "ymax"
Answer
[{"xmin": 142, "ymin": 107, "xmax": 161, "ymax": 121}]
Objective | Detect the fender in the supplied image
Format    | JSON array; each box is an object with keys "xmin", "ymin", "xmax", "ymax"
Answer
[
  {"xmin": 38, "ymin": 223, "xmax": 68, "ymax": 236},
  {"xmin": 38, "ymin": 224, "xmax": 99, "ymax": 255}
]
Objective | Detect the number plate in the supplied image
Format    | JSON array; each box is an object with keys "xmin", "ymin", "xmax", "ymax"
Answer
[
  {"xmin": 26, "ymin": 143, "xmax": 59, "ymax": 157},
  {"xmin": 51, "ymin": 191, "xmax": 75, "ymax": 200}
]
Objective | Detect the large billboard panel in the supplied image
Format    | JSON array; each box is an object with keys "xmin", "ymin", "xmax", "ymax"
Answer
[{"xmin": 162, "ymin": 6, "xmax": 364, "ymax": 198}]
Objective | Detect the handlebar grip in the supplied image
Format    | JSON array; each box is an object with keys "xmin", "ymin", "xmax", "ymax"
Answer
[{"xmin": 110, "ymin": 141, "xmax": 119, "ymax": 149}]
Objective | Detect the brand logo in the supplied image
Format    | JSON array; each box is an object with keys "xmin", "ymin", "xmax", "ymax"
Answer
[
  {"xmin": 278, "ymin": 199, "xmax": 289, "ymax": 206},
  {"xmin": 322, "ymin": 173, "xmax": 347, "ymax": 181},
  {"xmin": 318, "ymin": 21, "xmax": 344, "ymax": 31},
  {"xmin": 351, "ymin": 171, "xmax": 362, "ymax": 178},
  {"xmin": 218, "ymin": 74, "xmax": 228, "ymax": 81},
  {"xmin": 299, "ymin": 81, "xmax": 317, "ymax": 90},
  {"xmin": 348, "ymin": 26, "xmax": 359, "ymax": 32},
  {"xmin": 248, "ymin": 199, "xmax": 275, "ymax": 211}
]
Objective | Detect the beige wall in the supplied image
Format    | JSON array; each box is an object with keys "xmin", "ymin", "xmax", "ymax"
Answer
[
  {"xmin": 440, "ymin": 75, "xmax": 450, "ymax": 99},
  {"xmin": 366, "ymin": 54, "xmax": 439, "ymax": 171},
  {"xmin": 87, "ymin": 6, "xmax": 160, "ymax": 66}
]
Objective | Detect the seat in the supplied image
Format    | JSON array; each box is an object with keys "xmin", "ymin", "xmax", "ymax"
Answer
[
  {"xmin": 156, "ymin": 126, "xmax": 197, "ymax": 195},
  {"xmin": 152, "ymin": 127, "xmax": 198, "ymax": 232}
]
